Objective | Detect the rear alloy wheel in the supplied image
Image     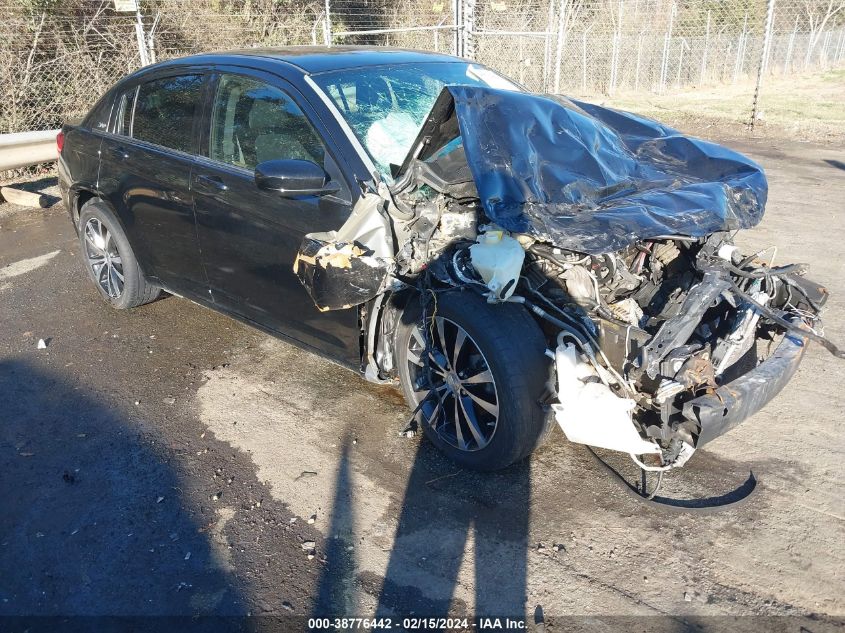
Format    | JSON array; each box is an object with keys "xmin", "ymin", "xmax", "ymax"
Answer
[
  {"xmin": 83, "ymin": 217, "xmax": 124, "ymax": 300},
  {"xmin": 78, "ymin": 200, "xmax": 161, "ymax": 309},
  {"xmin": 396, "ymin": 290, "xmax": 552, "ymax": 471}
]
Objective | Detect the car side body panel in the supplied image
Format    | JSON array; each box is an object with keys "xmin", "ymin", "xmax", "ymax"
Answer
[
  {"xmin": 61, "ymin": 54, "xmax": 373, "ymax": 367},
  {"xmin": 57, "ymin": 125, "xmax": 103, "ymax": 224},
  {"xmin": 189, "ymin": 66, "xmax": 361, "ymax": 362}
]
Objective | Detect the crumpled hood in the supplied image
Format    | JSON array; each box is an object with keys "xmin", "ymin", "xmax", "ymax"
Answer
[{"xmin": 407, "ymin": 86, "xmax": 768, "ymax": 254}]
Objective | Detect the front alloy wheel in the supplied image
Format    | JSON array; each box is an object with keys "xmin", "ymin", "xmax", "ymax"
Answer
[
  {"xmin": 395, "ymin": 290, "xmax": 552, "ymax": 471},
  {"xmin": 407, "ymin": 316, "xmax": 499, "ymax": 452}
]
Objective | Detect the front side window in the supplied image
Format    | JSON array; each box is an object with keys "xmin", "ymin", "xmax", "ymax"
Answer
[
  {"xmin": 133, "ymin": 75, "xmax": 203, "ymax": 154},
  {"xmin": 209, "ymin": 74, "xmax": 325, "ymax": 171},
  {"xmin": 312, "ymin": 62, "xmax": 520, "ymax": 175}
]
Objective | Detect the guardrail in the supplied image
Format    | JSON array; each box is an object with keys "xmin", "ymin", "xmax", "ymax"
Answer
[{"xmin": 0, "ymin": 129, "xmax": 60, "ymax": 172}]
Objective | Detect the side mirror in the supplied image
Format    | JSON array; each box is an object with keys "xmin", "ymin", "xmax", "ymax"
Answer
[{"xmin": 255, "ymin": 159, "xmax": 340, "ymax": 198}]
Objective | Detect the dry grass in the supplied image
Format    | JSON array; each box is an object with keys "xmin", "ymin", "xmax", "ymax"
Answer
[{"xmin": 588, "ymin": 68, "xmax": 845, "ymax": 145}]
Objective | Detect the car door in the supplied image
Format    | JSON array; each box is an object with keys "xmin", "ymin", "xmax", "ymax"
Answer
[
  {"xmin": 97, "ymin": 73, "xmax": 208, "ymax": 298},
  {"xmin": 191, "ymin": 71, "xmax": 360, "ymax": 363}
]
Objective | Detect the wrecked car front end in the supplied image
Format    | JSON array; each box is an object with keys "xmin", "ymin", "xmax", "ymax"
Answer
[{"xmin": 295, "ymin": 83, "xmax": 840, "ymax": 471}]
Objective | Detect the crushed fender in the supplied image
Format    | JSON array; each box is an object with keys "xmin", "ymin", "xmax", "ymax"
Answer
[{"xmin": 293, "ymin": 193, "xmax": 394, "ymax": 311}]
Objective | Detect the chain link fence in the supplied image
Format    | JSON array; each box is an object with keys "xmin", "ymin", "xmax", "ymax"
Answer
[{"xmin": 1, "ymin": 0, "xmax": 843, "ymax": 138}]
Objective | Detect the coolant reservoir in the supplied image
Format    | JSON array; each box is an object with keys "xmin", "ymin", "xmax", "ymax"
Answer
[{"xmin": 469, "ymin": 231, "xmax": 525, "ymax": 301}]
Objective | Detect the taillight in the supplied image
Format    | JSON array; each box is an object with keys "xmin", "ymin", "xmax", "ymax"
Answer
[{"xmin": 56, "ymin": 131, "xmax": 65, "ymax": 154}]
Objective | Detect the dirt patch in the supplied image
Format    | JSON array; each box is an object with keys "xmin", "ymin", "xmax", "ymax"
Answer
[{"xmin": 596, "ymin": 69, "xmax": 845, "ymax": 145}]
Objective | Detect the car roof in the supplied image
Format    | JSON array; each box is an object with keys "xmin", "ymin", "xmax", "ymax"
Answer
[{"xmin": 149, "ymin": 46, "xmax": 464, "ymax": 75}]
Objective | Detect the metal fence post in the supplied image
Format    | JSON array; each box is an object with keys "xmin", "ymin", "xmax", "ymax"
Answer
[
  {"xmin": 676, "ymin": 38, "xmax": 688, "ymax": 86},
  {"xmin": 700, "ymin": 10, "xmax": 711, "ymax": 84},
  {"xmin": 462, "ymin": 0, "xmax": 476, "ymax": 59},
  {"xmin": 554, "ymin": 0, "xmax": 568, "ymax": 94},
  {"xmin": 734, "ymin": 12, "xmax": 748, "ymax": 82},
  {"xmin": 785, "ymin": 17, "xmax": 798, "ymax": 72},
  {"xmin": 436, "ymin": 17, "xmax": 448, "ymax": 53},
  {"xmin": 582, "ymin": 25, "xmax": 592, "ymax": 93},
  {"xmin": 763, "ymin": 1, "xmax": 776, "ymax": 73},
  {"xmin": 543, "ymin": 0, "xmax": 555, "ymax": 92},
  {"xmin": 750, "ymin": 0, "xmax": 776, "ymax": 130},
  {"xmin": 635, "ymin": 30, "xmax": 644, "ymax": 91},
  {"xmin": 135, "ymin": 7, "xmax": 149, "ymax": 66},
  {"xmin": 609, "ymin": 0, "xmax": 624, "ymax": 95},
  {"xmin": 323, "ymin": 0, "xmax": 332, "ymax": 47},
  {"xmin": 659, "ymin": 2, "xmax": 675, "ymax": 93},
  {"xmin": 453, "ymin": 0, "xmax": 462, "ymax": 57}
]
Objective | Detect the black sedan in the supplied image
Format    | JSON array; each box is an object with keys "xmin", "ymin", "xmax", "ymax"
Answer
[{"xmin": 58, "ymin": 46, "xmax": 836, "ymax": 473}]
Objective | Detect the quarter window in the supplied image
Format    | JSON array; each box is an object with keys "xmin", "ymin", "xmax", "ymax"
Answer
[
  {"xmin": 85, "ymin": 93, "xmax": 115, "ymax": 132},
  {"xmin": 112, "ymin": 86, "xmax": 137, "ymax": 137},
  {"xmin": 209, "ymin": 74, "xmax": 325, "ymax": 171},
  {"xmin": 133, "ymin": 75, "xmax": 203, "ymax": 154}
]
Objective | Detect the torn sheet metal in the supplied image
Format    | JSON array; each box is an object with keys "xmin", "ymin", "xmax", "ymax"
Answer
[
  {"xmin": 402, "ymin": 86, "xmax": 768, "ymax": 254},
  {"xmin": 294, "ymin": 193, "xmax": 394, "ymax": 311},
  {"xmin": 683, "ymin": 329, "xmax": 808, "ymax": 447}
]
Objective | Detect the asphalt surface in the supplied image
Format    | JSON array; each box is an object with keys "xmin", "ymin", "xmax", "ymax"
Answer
[{"xmin": 1, "ymin": 139, "xmax": 843, "ymax": 630}]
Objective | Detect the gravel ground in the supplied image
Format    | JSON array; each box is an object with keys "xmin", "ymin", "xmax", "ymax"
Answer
[{"xmin": 0, "ymin": 136, "xmax": 843, "ymax": 631}]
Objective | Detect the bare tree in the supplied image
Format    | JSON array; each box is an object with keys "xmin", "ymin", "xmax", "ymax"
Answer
[{"xmin": 802, "ymin": 0, "xmax": 845, "ymax": 63}]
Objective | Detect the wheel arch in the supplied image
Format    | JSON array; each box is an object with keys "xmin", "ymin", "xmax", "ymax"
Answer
[
  {"xmin": 390, "ymin": 287, "xmax": 554, "ymax": 469},
  {"xmin": 73, "ymin": 191, "xmax": 133, "ymax": 242},
  {"xmin": 362, "ymin": 287, "xmax": 418, "ymax": 380},
  {"xmin": 71, "ymin": 188, "xmax": 97, "ymax": 229}
]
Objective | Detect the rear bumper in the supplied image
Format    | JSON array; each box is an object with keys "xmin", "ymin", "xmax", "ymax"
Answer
[{"xmin": 681, "ymin": 330, "xmax": 808, "ymax": 447}]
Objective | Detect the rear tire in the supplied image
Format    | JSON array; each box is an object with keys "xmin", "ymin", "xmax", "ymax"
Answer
[
  {"xmin": 395, "ymin": 289, "xmax": 551, "ymax": 471},
  {"xmin": 78, "ymin": 200, "xmax": 161, "ymax": 309}
]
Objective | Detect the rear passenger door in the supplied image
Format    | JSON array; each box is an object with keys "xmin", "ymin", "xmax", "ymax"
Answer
[
  {"xmin": 191, "ymin": 71, "xmax": 360, "ymax": 362},
  {"xmin": 98, "ymin": 73, "xmax": 208, "ymax": 297}
]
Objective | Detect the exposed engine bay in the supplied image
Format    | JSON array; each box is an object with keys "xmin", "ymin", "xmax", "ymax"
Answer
[
  {"xmin": 293, "ymin": 85, "xmax": 843, "ymax": 472},
  {"xmin": 376, "ymin": 190, "xmax": 833, "ymax": 471}
]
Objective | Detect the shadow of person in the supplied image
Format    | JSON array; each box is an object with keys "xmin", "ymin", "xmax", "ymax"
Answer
[
  {"xmin": 0, "ymin": 358, "xmax": 248, "ymax": 621},
  {"xmin": 312, "ymin": 437, "xmax": 531, "ymax": 623},
  {"xmin": 314, "ymin": 438, "xmax": 358, "ymax": 617},
  {"xmin": 374, "ymin": 440, "xmax": 531, "ymax": 622}
]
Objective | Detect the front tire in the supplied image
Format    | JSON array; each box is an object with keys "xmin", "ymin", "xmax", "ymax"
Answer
[
  {"xmin": 395, "ymin": 290, "xmax": 551, "ymax": 471},
  {"xmin": 78, "ymin": 200, "xmax": 161, "ymax": 309}
]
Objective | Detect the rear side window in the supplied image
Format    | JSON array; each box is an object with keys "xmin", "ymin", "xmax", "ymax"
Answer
[
  {"xmin": 209, "ymin": 74, "xmax": 325, "ymax": 171},
  {"xmin": 133, "ymin": 75, "xmax": 203, "ymax": 154}
]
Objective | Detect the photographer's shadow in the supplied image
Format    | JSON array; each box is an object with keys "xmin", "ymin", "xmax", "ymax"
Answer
[
  {"xmin": 315, "ymin": 435, "xmax": 532, "ymax": 621},
  {"xmin": 377, "ymin": 440, "xmax": 531, "ymax": 618},
  {"xmin": 0, "ymin": 359, "xmax": 246, "ymax": 618}
]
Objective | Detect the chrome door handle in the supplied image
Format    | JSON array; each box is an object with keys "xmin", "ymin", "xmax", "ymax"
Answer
[{"xmin": 195, "ymin": 174, "xmax": 229, "ymax": 192}]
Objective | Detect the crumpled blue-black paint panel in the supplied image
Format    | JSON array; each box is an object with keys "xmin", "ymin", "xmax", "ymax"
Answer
[{"xmin": 447, "ymin": 86, "xmax": 767, "ymax": 254}]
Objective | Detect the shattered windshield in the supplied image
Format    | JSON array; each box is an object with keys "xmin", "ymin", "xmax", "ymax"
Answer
[{"xmin": 312, "ymin": 62, "xmax": 520, "ymax": 176}]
